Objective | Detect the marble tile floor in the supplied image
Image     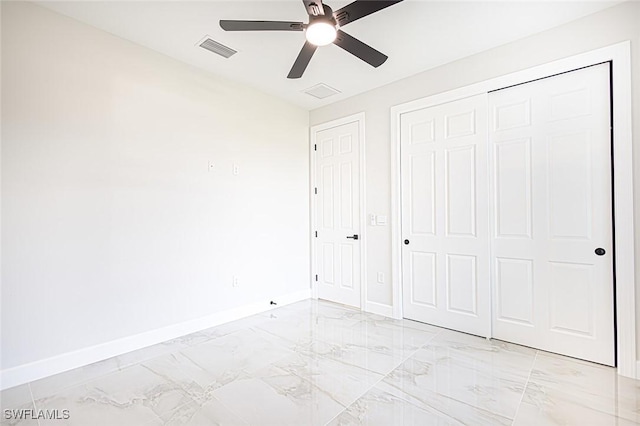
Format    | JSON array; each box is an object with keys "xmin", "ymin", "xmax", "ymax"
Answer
[{"xmin": 1, "ymin": 299, "xmax": 639, "ymax": 425}]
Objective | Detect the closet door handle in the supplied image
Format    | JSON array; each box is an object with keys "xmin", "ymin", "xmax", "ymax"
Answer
[{"xmin": 346, "ymin": 234, "xmax": 359, "ymax": 240}]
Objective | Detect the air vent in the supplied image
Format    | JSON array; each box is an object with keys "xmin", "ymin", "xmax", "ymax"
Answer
[
  {"xmin": 197, "ymin": 36, "xmax": 237, "ymax": 58},
  {"xmin": 303, "ymin": 83, "xmax": 341, "ymax": 99}
]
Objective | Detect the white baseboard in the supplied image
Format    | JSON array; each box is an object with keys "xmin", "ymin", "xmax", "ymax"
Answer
[
  {"xmin": 364, "ymin": 301, "xmax": 394, "ymax": 318},
  {"xmin": 0, "ymin": 290, "xmax": 310, "ymax": 391}
]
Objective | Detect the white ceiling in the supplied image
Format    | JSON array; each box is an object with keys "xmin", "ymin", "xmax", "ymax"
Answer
[{"xmin": 37, "ymin": 0, "xmax": 620, "ymax": 110}]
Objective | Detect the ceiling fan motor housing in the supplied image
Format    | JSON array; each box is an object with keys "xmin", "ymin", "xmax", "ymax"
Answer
[
  {"xmin": 305, "ymin": 4, "xmax": 338, "ymax": 46},
  {"xmin": 308, "ymin": 4, "xmax": 337, "ymax": 27}
]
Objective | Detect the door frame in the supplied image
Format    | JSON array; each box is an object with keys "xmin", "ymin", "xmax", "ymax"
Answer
[
  {"xmin": 310, "ymin": 112, "xmax": 367, "ymax": 309},
  {"xmin": 390, "ymin": 41, "xmax": 635, "ymax": 377}
]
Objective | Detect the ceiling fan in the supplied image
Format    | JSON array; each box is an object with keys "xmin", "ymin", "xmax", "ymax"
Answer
[{"xmin": 220, "ymin": 0, "xmax": 404, "ymax": 79}]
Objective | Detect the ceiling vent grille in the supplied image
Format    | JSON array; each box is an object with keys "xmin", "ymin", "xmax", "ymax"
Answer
[
  {"xmin": 198, "ymin": 36, "xmax": 237, "ymax": 58},
  {"xmin": 303, "ymin": 83, "xmax": 341, "ymax": 99}
]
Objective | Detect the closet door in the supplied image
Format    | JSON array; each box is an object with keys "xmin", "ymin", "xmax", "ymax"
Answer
[
  {"xmin": 489, "ymin": 64, "xmax": 614, "ymax": 365},
  {"xmin": 401, "ymin": 94, "xmax": 490, "ymax": 337}
]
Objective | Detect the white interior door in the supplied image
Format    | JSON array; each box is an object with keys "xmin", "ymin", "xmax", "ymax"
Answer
[
  {"xmin": 401, "ymin": 94, "xmax": 490, "ymax": 337},
  {"xmin": 315, "ymin": 120, "xmax": 361, "ymax": 308},
  {"xmin": 489, "ymin": 63, "xmax": 614, "ymax": 366}
]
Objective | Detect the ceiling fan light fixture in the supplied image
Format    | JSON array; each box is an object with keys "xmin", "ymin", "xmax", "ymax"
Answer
[
  {"xmin": 219, "ymin": 0, "xmax": 404, "ymax": 78},
  {"xmin": 305, "ymin": 21, "xmax": 337, "ymax": 46}
]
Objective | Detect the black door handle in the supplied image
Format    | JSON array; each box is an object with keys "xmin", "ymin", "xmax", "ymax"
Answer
[
  {"xmin": 595, "ymin": 248, "xmax": 606, "ymax": 256},
  {"xmin": 346, "ymin": 234, "xmax": 359, "ymax": 240},
  {"xmin": 404, "ymin": 239, "xmax": 410, "ymax": 245}
]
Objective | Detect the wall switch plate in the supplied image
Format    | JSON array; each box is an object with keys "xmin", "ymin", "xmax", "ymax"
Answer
[
  {"xmin": 376, "ymin": 215, "xmax": 387, "ymax": 226},
  {"xmin": 208, "ymin": 161, "xmax": 215, "ymax": 172},
  {"xmin": 370, "ymin": 214, "xmax": 376, "ymax": 226},
  {"xmin": 377, "ymin": 272, "xmax": 384, "ymax": 284},
  {"xmin": 233, "ymin": 164, "xmax": 240, "ymax": 175},
  {"xmin": 233, "ymin": 276, "xmax": 239, "ymax": 287}
]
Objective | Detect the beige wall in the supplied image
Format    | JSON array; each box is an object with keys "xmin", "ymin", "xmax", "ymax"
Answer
[
  {"xmin": 310, "ymin": 1, "xmax": 640, "ymax": 347},
  {"xmin": 1, "ymin": 1, "xmax": 309, "ymax": 373}
]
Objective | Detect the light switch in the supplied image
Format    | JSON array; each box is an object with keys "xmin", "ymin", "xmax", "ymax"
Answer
[
  {"xmin": 370, "ymin": 214, "xmax": 376, "ymax": 226},
  {"xmin": 233, "ymin": 164, "xmax": 240, "ymax": 175},
  {"xmin": 376, "ymin": 215, "xmax": 387, "ymax": 226},
  {"xmin": 377, "ymin": 272, "xmax": 384, "ymax": 284}
]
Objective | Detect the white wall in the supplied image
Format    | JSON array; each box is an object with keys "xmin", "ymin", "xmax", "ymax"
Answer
[
  {"xmin": 1, "ymin": 1, "xmax": 309, "ymax": 378},
  {"xmin": 310, "ymin": 1, "xmax": 640, "ymax": 344}
]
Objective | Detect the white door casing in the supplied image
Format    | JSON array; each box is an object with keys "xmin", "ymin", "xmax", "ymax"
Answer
[
  {"xmin": 312, "ymin": 116, "xmax": 363, "ymax": 308},
  {"xmin": 391, "ymin": 43, "xmax": 634, "ymax": 377},
  {"xmin": 489, "ymin": 64, "xmax": 614, "ymax": 366},
  {"xmin": 400, "ymin": 94, "xmax": 491, "ymax": 337}
]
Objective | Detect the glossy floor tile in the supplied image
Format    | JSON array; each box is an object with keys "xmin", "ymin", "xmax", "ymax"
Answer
[
  {"xmin": 1, "ymin": 299, "xmax": 639, "ymax": 425},
  {"xmin": 0, "ymin": 385, "xmax": 39, "ymax": 426},
  {"xmin": 379, "ymin": 330, "xmax": 536, "ymax": 420}
]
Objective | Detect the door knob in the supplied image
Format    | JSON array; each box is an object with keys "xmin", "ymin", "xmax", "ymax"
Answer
[
  {"xmin": 404, "ymin": 239, "xmax": 410, "ymax": 245},
  {"xmin": 595, "ymin": 248, "xmax": 606, "ymax": 256},
  {"xmin": 346, "ymin": 234, "xmax": 359, "ymax": 240}
]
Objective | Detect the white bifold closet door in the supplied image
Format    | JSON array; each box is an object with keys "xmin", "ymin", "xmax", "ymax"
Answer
[
  {"xmin": 489, "ymin": 63, "xmax": 614, "ymax": 366},
  {"xmin": 401, "ymin": 64, "xmax": 614, "ymax": 366},
  {"xmin": 401, "ymin": 94, "xmax": 491, "ymax": 337}
]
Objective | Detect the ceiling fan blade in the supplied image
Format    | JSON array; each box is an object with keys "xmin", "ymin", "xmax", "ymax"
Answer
[
  {"xmin": 333, "ymin": 1, "xmax": 403, "ymax": 27},
  {"xmin": 302, "ymin": 0, "xmax": 325, "ymax": 16},
  {"xmin": 220, "ymin": 20, "xmax": 304, "ymax": 31},
  {"xmin": 288, "ymin": 41, "xmax": 318, "ymax": 79},
  {"xmin": 333, "ymin": 30, "xmax": 387, "ymax": 68}
]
